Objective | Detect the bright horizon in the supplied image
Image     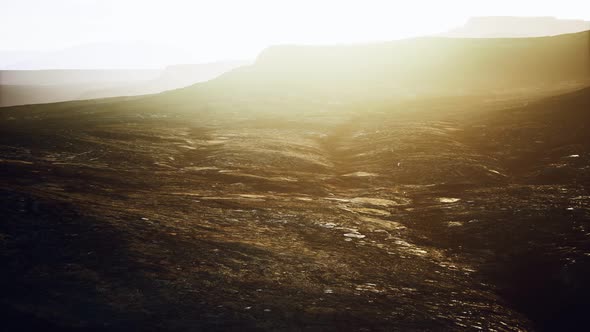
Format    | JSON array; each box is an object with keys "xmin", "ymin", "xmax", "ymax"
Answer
[{"xmin": 1, "ymin": 0, "xmax": 589, "ymax": 68}]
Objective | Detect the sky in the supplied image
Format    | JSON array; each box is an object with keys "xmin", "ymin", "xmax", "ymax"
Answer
[{"xmin": 1, "ymin": 0, "xmax": 589, "ymax": 67}]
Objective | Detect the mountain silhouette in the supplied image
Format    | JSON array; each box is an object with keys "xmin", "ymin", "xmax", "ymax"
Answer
[
  {"xmin": 156, "ymin": 31, "xmax": 590, "ymax": 104},
  {"xmin": 0, "ymin": 61, "xmax": 248, "ymax": 106}
]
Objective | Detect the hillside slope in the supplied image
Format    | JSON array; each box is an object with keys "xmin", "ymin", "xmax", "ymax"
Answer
[{"xmin": 161, "ymin": 31, "xmax": 590, "ymax": 102}]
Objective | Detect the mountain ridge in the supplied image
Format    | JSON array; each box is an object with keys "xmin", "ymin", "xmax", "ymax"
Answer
[{"xmin": 159, "ymin": 30, "xmax": 590, "ymax": 103}]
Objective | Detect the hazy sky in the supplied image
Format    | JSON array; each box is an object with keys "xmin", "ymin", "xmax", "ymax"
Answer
[{"xmin": 1, "ymin": 0, "xmax": 589, "ymax": 64}]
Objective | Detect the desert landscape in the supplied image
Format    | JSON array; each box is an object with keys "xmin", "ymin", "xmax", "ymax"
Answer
[{"xmin": 1, "ymin": 4, "xmax": 590, "ymax": 331}]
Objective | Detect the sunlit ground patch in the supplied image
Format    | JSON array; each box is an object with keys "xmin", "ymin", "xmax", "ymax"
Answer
[
  {"xmin": 343, "ymin": 232, "xmax": 366, "ymax": 239},
  {"xmin": 359, "ymin": 216, "xmax": 406, "ymax": 231},
  {"xmin": 438, "ymin": 197, "xmax": 461, "ymax": 203},
  {"xmin": 340, "ymin": 206, "xmax": 391, "ymax": 216},
  {"xmin": 237, "ymin": 194, "xmax": 267, "ymax": 199},
  {"xmin": 447, "ymin": 221, "xmax": 464, "ymax": 227},
  {"xmin": 182, "ymin": 166, "xmax": 219, "ymax": 172},
  {"xmin": 342, "ymin": 171, "xmax": 379, "ymax": 177},
  {"xmin": 202, "ymin": 140, "xmax": 227, "ymax": 145},
  {"xmin": 351, "ymin": 197, "xmax": 411, "ymax": 207},
  {"xmin": 392, "ymin": 237, "xmax": 429, "ymax": 256}
]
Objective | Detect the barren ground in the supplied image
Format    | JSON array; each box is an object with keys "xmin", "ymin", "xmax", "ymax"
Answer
[{"xmin": 1, "ymin": 90, "xmax": 589, "ymax": 331}]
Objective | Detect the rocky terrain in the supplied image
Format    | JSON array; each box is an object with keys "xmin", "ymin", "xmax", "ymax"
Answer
[
  {"xmin": 0, "ymin": 85, "xmax": 589, "ymax": 331},
  {"xmin": 0, "ymin": 32, "xmax": 589, "ymax": 331}
]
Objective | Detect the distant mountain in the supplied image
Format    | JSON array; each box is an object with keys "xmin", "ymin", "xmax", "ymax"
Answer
[
  {"xmin": 0, "ymin": 61, "xmax": 248, "ymax": 107},
  {"xmin": 3, "ymin": 31, "xmax": 589, "ymax": 107},
  {"xmin": 0, "ymin": 69, "xmax": 160, "ymax": 86},
  {"xmin": 444, "ymin": 16, "xmax": 590, "ymax": 38},
  {"xmin": 151, "ymin": 62, "xmax": 251, "ymax": 91},
  {"xmin": 77, "ymin": 61, "xmax": 250, "ymax": 99},
  {"xmin": 162, "ymin": 31, "xmax": 590, "ymax": 103}
]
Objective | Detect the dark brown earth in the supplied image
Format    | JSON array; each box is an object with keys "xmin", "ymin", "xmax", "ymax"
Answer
[{"xmin": 0, "ymin": 86, "xmax": 589, "ymax": 331}]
